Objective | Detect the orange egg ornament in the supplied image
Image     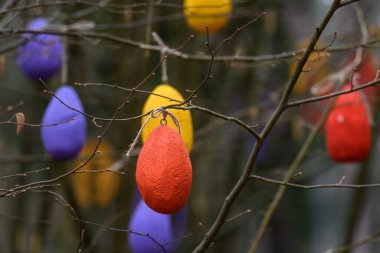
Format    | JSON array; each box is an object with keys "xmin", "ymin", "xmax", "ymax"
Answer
[
  {"xmin": 325, "ymin": 85, "xmax": 372, "ymax": 162},
  {"xmin": 183, "ymin": 0, "xmax": 232, "ymax": 34},
  {"xmin": 71, "ymin": 140, "xmax": 120, "ymax": 207},
  {"xmin": 351, "ymin": 54, "xmax": 378, "ymax": 109},
  {"xmin": 136, "ymin": 125, "xmax": 192, "ymax": 214}
]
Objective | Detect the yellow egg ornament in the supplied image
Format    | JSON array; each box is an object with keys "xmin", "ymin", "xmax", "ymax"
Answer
[
  {"xmin": 183, "ymin": 0, "xmax": 232, "ymax": 34},
  {"xmin": 71, "ymin": 140, "xmax": 120, "ymax": 208},
  {"xmin": 288, "ymin": 39, "xmax": 330, "ymax": 95},
  {"xmin": 141, "ymin": 84, "xmax": 193, "ymax": 152}
]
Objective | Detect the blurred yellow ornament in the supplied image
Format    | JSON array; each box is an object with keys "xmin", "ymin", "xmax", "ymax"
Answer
[
  {"xmin": 183, "ymin": 0, "xmax": 232, "ymax": 34},
  {"xmin": 141, "ymin": 84, "xmax": 193, "ymax": 152},
  {"xmin": 289, "ymin": 39, "xmax": 330, "ymax": 94},
  {"xmin": 0, "ymin": 55, "xmax": 5, "ymax": 74},
  {"xmin": 71, "ymin": 140, "xmax": 120, "ymax": 208},
  {"xmin": 16, "ymin": 230, "xmax": 41, "ymax": 253}
]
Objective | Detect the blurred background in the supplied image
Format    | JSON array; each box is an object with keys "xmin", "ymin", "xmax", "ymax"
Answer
[{"xmin": 0, "ymin": 0, "xmax": 379, "ymax": 252}]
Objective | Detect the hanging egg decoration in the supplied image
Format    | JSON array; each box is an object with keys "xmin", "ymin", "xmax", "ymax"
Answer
[
  {"xmin": 128, "ymin": 191, "xmax": 188, "ymax": 253},
  {"xmin": 141, "ymin": 84, "xmax": 193, "ymax": 152},
  {"xmin": 353, "ymin": 55, "xmax": 378, "ymax": 109},
  {"xmin": 128, "ymin": 199, "xmax": 175, "ymax": 253},
  {"xmin": 41, "ymin": 85, "xmax": 86, "ymax": 160},
  {"xmin": 136, "ymin": 125, "xmax": 192, "ymax": 214},
  {"xmin": 183, "ymin": 0, "xmax": 232, "ymax": 34},
  {"xmin": 291, "ymin": 39, "xmax": 331, "ymax": 125},
  {"xmin": 17, "ymin": 17, "xmax": 63, "ymax": 81},
  {"xmin": 71, "ymin": 140, "xmax": 120, "ymax": 207},
  {"xmin": 325, "ymin": 85, "xmax": 372, "ymax": 162},
  {"xmin": 290, "ymin": 38, "xmax": 330, "ymax": 95},
  {"xmin": 171, "ymin": 205, "xmax": 188, "ymax": 244}
]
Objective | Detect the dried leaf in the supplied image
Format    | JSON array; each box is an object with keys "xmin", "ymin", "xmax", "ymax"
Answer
[{"xmin": 15, "ymin": 112, "xmax": 25, "ymax": 135}]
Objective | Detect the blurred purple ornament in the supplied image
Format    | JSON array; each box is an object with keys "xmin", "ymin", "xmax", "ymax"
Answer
[
  {"xmin": 41, "ymin": 85, "xmax": 86, "ymax": 160},
  {"xmin": 128, "ymin": 198, "xmax": 187, "ymax": 253},
  {"xmin": 17, "ymin": 17, "xmax": 62, "ymax": 81},
  {"xmin": 171, "ymin": 206, "xmax": 187, "ymax": 244},
  {"xmin": 128, "ymin": 199, "xmax": 173, "ymax": 253}
]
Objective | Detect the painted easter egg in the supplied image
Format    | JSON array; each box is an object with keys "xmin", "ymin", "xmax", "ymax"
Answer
[
  {"xmin": 141, "ymin": 84, "xmax": 193, "ymax": 152},
  {"xmin": 136, "ymin": 125, "xmax": 192, "ymax": 214},
  {"xmin": 128, "ymin": 190, "xmax": 188, "ymax": 253},
  {"xmin": 325, "ymin": 85, "xmax": 371, "ymax": 162},
  {"xmin": 17, "ymin": 17, "xmax": 63, "ymax": 81},
  {"xmin": 290, "ymin": 39, "xmax": 331, "ymax": 125},
  {"xmin": 353, "ymin": 55, "xmax": 378, "ymax": 108},
  {"xmin": 41, "ymin": 85, "xmax": 86, "ymax": 160},
  {"xmin": 128, "ymin": 199, "xmax": 174, "ymax": 253},
  {"xmin": 171, "ymin": 205, "xmax": 188, "ymax": 244},
  {"xmin": 302, "ymin": 53, "xmax": 378, "ymax": 126},
  {"xmin": 183, "ymin": 0, "xmax": 232, "ymax": 34},
  {"xmin": 71, "ymin": 140, "xmax": 120, "ymax": 207},
  {"xmin": 289, "ymin": 38, "xmax": 330, "ymax": 95}
]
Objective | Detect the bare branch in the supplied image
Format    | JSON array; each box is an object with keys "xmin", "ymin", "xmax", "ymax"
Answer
[
  {"xmin": 324, "ymin": 230, "xmax": 380, "ymax": 253},
  {"xmin": 287, "ymin": 78, "xmax": 380, "ymax": 108},
  {"xmin": 250, "ymin": 175, "xmax": 380, "ymax": 190},
  {"xmin": 0, "ymin": 167, "xmax": 50, "ymax": 180},
  {"xmin": 171, "ymin": 105, "xmax": 260, "ymax": 140}
]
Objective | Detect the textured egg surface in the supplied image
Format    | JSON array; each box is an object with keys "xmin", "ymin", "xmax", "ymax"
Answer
[{"xmin": 136, "ymin": 125, "xmax": 192, "ymax": 214}]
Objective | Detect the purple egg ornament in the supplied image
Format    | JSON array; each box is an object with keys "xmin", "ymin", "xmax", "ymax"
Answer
[
  {"xmin": 41, "ymin": 85, "xmax": 86, "ymax": 160},
  {"xmin": 17, "ymin": 17, "xmax": 63, "ymax": 81},
  {"xmin": 128, "ymin": 199, "xmax": 175, "ymax": 253},
  {"xmin": 128, "ymin": 188, "xmax": 188, "ymax": 252}
]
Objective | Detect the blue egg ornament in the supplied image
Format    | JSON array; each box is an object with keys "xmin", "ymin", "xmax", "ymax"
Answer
[
  {"xmin": 128, "ymin": 198, "xmax": 187, "ymax": 253},
  {"xmin": 17, "ymin": 17, "xmax": 63, "ymax": 81},
  {"xmin": 128, "ymin": 189, "xmax": 188, "ymax": 251},
  {"xmin": 41, "ymin": 85, "xmax": 86, "ymax": 160}
]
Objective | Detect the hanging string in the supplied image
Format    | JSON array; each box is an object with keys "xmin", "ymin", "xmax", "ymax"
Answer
[
  {"xmin": 60, "ymin": 36, "xmax": 68, "ymax": 85},
  {"xmin": 124, "ymin": 107, "xmax": 181, "ymax": 158}
]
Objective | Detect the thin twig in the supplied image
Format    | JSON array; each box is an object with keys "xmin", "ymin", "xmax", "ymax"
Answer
[
  {"xmin": 250, "ymin": 175, "xmax": 380, "ymax": 190},
  {"xmin": 287, "ymin": 78, "xmax": 380, "ymax": 108},
  {"xmin": 0, "ymin": 167, "xmax": 50, "ymax": 180},
  {"xmin": 225, "ymin": 209, "xmax": 252, "ymax": 223},
  {"xmin": 76, "ymin": 218, "xmax": 169, "ymax": 253},
  {"xmin": 171, "ymin": 105, "xmax": 260, "ymax": 140},
  {"xmin": 324, "ymin": 230, "xmax": 380, "ymax": 253},
  {"xmin": 0, "ymin": 117, "xmax": 76, "ymax": 128}
]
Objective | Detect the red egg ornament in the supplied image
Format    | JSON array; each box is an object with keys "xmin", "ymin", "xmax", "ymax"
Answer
[
  {"xmin": 136, "ymin": 125, "xmax": 192, "ymax": 214},
  {"xmin": 325, "ymin": 86, "xmax": 372, "ymax": 162}
]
